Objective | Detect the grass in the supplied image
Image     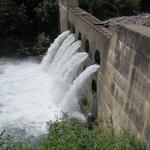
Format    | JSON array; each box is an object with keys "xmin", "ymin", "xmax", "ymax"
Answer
[{"xmin": 0, "ymin": 115, "xmax": 147, "ymax": 150}]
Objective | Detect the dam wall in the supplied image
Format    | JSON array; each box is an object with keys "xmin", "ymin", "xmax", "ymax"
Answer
[
  {"xmin": 59, "ymin": 0, "xmax": 150, "ymax": 143},
  {"xmin": 103, "ymin": 25, "xmax": 150, "ymax": 143}
]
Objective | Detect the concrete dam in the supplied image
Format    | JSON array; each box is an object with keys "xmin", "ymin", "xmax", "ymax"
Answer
[{"xmin": 59, "ymin": 0, "xmax": 150, "ymax": 143}]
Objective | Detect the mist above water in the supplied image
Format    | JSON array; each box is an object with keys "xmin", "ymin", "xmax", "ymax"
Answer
[{"xmin": 0, "ymin": 31, "xmax": 99, "ymax": 138}]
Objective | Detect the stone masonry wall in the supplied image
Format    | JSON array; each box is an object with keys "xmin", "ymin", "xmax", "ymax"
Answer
[
  {"xmin": 59, "ymin": 0, "xmax": 150, "ymax": 143},
  {"xmin": 105, "ymin": 25, "xmax": 150, "ymax": 143}
]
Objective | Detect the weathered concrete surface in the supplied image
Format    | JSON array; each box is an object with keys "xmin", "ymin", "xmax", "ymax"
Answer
[
  {"xmin": 105, "ymin": 25, "xmax": 150, "ymax": 143},
  {"xmin": 59, "ymin": 0, "xmax": 150, "ymax": 143}
]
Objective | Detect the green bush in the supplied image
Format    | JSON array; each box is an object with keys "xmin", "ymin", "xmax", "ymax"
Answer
[
  {"xmin": 34, "ymin": 0, "xmax": 59, "ymax": 40},
  {"xmin": 34, "ymin": 32, "xmax": 50, "ymax": 54},
  {"xmin": 37, "ymin": 32, "xmax": 50, "ymax": 48},
  {"xmin": 0, "ymin": 115, "xmax": 147, "ymax": 150},
  {"xmin": 141, "ymin": 0, "xmax": 150, "ymax": 12},
  {"xmin": 0, "ymin": 0, "xmax": 59, "ymax": 55},
  {"xmin": 79, "ymin": 0, "xmax": 141, "ymax": 20}
]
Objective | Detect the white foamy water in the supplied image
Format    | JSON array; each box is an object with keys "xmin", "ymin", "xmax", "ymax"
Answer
[
  {"xmin": 60, "ymin": 65, "xmax": 99, "ymax": 116},
  {"xmin": 41, "ymin": 31, "xmax": 70, "ymax": 71},
  {"xmin": 0, "ymin": 31, "xmax": 99, "ymax": 138},
  {"xmin": 0, "ymin": 58, "xmax": 61, "ymax": 137}
]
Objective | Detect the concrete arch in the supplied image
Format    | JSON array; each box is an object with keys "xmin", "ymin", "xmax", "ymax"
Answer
[
  {"xmin": 94, "ymin": 50, "xmax": 101, "ymax": 65},
  {"xmin": 91, "ymin": 79, "xmax": 97, "ymax": 119}
]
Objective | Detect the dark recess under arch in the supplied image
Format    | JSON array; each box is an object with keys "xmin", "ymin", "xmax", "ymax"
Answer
[
  {"xmin": 68, "ymin": 21, "xmax": 71, "ymax": 29},
  {"xmin": 85, "ymin": 39, "xmax": 90, "ymax": 53},
  {"xmin": 71, "ymin": 24, "xmax": 75, "ymax": 33},
  {"xmin": 92, "ymin": 80, "xmax": 97, "ymax": 93},
  {"xmin": 94, "ymin": 50, "xmax": 101, "ymax": 64},
  {"xmin": 78, "ymin": 32, "xmax": 82, "ymax": 40}
]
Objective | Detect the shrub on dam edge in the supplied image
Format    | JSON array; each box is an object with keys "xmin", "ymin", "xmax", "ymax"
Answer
[{"xmin": 0, "ymin": 115, "xmax": 147, "ymax": 150}]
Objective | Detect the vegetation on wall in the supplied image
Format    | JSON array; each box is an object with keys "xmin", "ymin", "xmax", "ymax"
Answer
[{"xmin": 0, "ymin": 115, "xmax": 147, "ymax": 150}]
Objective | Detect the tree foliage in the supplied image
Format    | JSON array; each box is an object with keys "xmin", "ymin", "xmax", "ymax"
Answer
[
  {"xmin": 79, "ymin": 0, "xmax": 147, "ymax": 20},
  {"xmin": 34, "ymin": 0, "xmax": 59, "ymax": 39},
  {"xmin": 141, "ymin": 0, "xmax": 150, "ymax": 12},
  {"xmin": 0, "ymin": 0, "xmax": 149, "ymax": 55},
  {"xmin": 0, "ymin": 0, "xmax": 59, "ymax": 55}
]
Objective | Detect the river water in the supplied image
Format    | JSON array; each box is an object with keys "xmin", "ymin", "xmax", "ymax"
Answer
[{"xmin": 0, "ymin": 32, "xmax": 99, "ymax": 138}]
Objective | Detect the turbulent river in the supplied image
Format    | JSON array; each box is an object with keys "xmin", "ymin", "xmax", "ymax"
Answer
[{"xmin": 0, "ymin": 31, "xmax": 99, "ymax": 138}]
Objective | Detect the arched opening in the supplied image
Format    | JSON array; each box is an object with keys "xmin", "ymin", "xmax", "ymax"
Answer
[
  {"xmin": 82, "ymin": 98, "xmax": 88, "ymax": 106},
  {"xmin": 85, "ymin": 39, "xmax": 90, "ymax": 53},
  {"xmin": 70, "ymin": 23, "xmax": 75, "ymax": 33},
  {"xmin": 94, "ymin": 50, "xmax": 101, "ymax": 64},
  {"xmin": 92, "ymin": 80, "xmax": 97, "ymax": 93},
  {"xmin": 90, "ymin": 79, "xmax": 97, "ymax": 122},
  {"xmin": 68, "ymin": 21, "xmax": 71, "ymax": 29},
  {"xmin": 72, "ymin": 25, "xmax": 75, "ymax": 33},
  {"xmin": 78, "ymin": 32, "xmax": 82, "ymax": 40},
  {"xmin": 71, "ymin": 24, "xmax": 75, "ymax": 33}
]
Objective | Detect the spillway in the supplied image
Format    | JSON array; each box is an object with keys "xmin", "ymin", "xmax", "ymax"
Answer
[{"xmin": 0, "ymin": 31, "xmax": 99, "ymax": 138}]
